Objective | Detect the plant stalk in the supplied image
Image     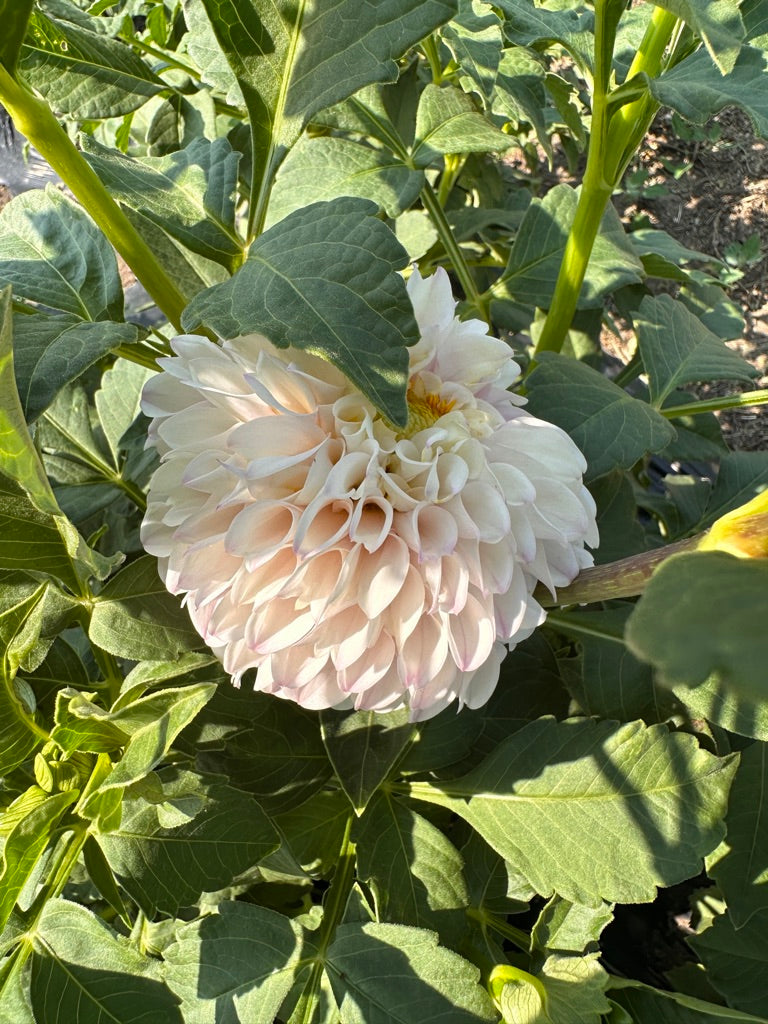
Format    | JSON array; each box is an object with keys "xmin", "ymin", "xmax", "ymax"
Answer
[
  {"xmin": 0, "ymin": 67, "xmax": 188, "ymax": 330},
  {"xmin": 536, "ymin": 534, "xmax": 703, "ymax": 608},
  {"xmin": 660, "ymin": 388, "xmax": 768, "ymax": 419},
  {"xmin": 532, "ymin": 4, "xmax": 679, "ymax": 360},
  {"xmin": 421, "ymin": 180, "xmax": 489, "ymax": 320}
]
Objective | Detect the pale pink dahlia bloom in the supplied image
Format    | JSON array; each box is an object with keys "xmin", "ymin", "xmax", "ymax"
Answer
[{"xmin": 140, "ymin": 269, "xmax": 598, "ymax": 720}]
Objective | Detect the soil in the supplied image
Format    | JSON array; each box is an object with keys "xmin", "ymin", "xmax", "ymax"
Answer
[{"xmin": 616, "ymin": 107, "xmax": 768, "ymax": 451}]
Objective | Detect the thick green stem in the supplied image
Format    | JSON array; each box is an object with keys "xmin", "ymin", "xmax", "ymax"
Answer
[
  {"xmin": 532, "ymin": 4, "xmax": 679, "ymax": 361},
  {"xmin": 603, "ymin": 7, "xmax": 679, "ymax": 184},
  {"xmin": 661, "ymin": 388, "xmax": 768, "ymax": 419},
  {"xmin": 290, "ymin": 815, "xmax": 356, "ymax": 1024},
  {"xmin": 421, "ymin": 181, "xmax": 489, "ymax": 321},
  {"xmin": 536, "ymin": 534, "xmax": 703, "ymax": 608},
  {"xmin": 0, "ymin": 67, "xmax": 187, "ymax": 330}
]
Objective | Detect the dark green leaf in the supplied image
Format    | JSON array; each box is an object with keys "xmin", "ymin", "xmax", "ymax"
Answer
[
  {"xmin": 320, "ymin": 708, "xmax": 414, "ymax": 813},
  {"xmin": 13, "ymin": 313, "xmax": 139, "ymax": 424},
  {"xmin": 193, "ymin": 687, "xmax": 332, "ymax": 816},
  {"xmin": 691, "ymin": 911, "xmax": 768, "ymax": 1018},
  {"xmin": 700, "ymin": 451, "xmax": 768, "ymax": 529},
  {"xmin": 354, "ymin": 793, "xmax": 468, "ymax": 945},
  {"xmin": 636, "ymin": 294, "xmax": 755, "ymax": 407},
  {"xmin": 651, "ymin": 46, "xmax": 768, "ymax": 140},
  {"xmin": 165, "ymin": 902, "xmax": 304, "ymax": 1024},
  {"xmin": 82, "ymin": 137, "xmax": 244, "ymax": 270},
  {"xmin": 29, "ymin": 899, "xmax": 183, "ymax": 1023},
  {"xmin": 526, "ymin": 353, "xmax": 676, "ymax": 482},
  {"xmin": 0, "ymin": 0, "xmax": 34, "ymax": 73},
  {"xmin": 266, "ymin": 136, "xmax": 424, "ymax": 225},
  {"xmin": 498, "ymin": 185, "xmax": 644, "ymax": 310},
  {"xmin": 625, "ymin": 551, "xmax": 768, "ymax": 693},
  {"xmin": 409, "ymin": 718, "xmax": 736, "ymax": 905},
  {"xmin": 590, "ymin": 472, "xmax": 647, "ymax": 563},
  {"xmin": 182, "ymin": 198, "xmax": 416, "ymax": 426},
  {"xmin": 326, "ymin": 922, "xmax": 497, "ymax": 1023},
  {"xmin": 0, "ymin": 791, "xmax": 77, "ymax": 932},
  {"xmin": 553, "ymin": 606, "xmax": 680, "ymax": 723},
  {"xmin": 412, "ymin": 83, "xmax": 511, "ymax": 166},
  {"xmin": 88, "ymin": 555, "xmax": 203, "ymax": 661},
  {"xmin": 20, "ymin": 10, "xmax": 164, "ymax": 119},
  {"xmin": 610, "ymin": 977, "xmax": 768, "ymax": 1022},
  {"xmin": 274, "ymin": 789, "xmax": 351, "ymax": 876},
  {"xmin": 709, "ymin": 742, "xmax": 768, "ymax": 927},
  {"xmin": 98, "ymin": 770, "xmax": 279, "ymax": 915},
  {"xmin": 199, "ymin": 0, "xmax": 458, "ymax": 230},
  {"xmin": 0, "ymin": 189, "xmax": 124, "ymax": 320}
]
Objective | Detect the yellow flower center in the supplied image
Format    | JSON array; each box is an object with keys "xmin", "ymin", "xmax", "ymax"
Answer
[{"xmin": 400, "ymin": 380, "xmax": 456, "ymax": 438}]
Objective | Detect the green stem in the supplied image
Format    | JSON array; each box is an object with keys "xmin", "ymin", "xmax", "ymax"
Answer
[
  {"xmin": 126, "ymin": 37, "xmax": 201, "ymax": 79},
  {"xmin": 661, "ymin": 388, "xmax": 768, "ymax": 419},
  {"xmin": 291, "ymin": 815, "xmax": 356, "ymax": 1024},
  {"xmin": 0, "ymin": 67, "xmax": 187, "ymax": 330},
  {"xmin": 603, "ymin": 7, "xmax": 679, "ymax": 184},
  {"xmin": 421, "ymin": 180, "xmax": 489, "ymax": 321},
  {"xmin": 467, "ymin": 908, "xmax": 530, "ymax": 952},
  {"xmin": 532, "ymin": 4, "xmax": 679, "ymax": 361},
  {"xmin": 421, "ymin": 35, "xmax": 444, "ymax": 84},
  {"xmin": 535, "ymin": 534, "xmax": 703, "ymax": 608},
  {"xmin": 531, "ymin": 0, "xmax": 614, "ymax": 360},
  {"xmin": 436, "ymin": 153, "xmax": 466, "ymax": 208}
]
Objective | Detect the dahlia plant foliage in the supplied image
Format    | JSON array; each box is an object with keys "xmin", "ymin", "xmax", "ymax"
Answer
[{"xmin": 0, "ymin": 0, "xmax": 767, "ymax": 1022}]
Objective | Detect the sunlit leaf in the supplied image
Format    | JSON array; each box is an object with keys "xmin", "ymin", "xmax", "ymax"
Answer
[{"xmin": 410, "ymin": 718, "xmax": 736, "ymax": 905}]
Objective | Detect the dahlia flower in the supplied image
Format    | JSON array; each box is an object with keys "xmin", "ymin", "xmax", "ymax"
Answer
[{"xmin": 141, "ymin": 269, "xmax": 598, "ymax": 720}]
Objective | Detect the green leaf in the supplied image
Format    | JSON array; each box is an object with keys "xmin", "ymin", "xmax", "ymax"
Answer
[
  {"xmin": 709, "ymin": 742, "xmax": 768, "ymax": 927},
  {"xmin": 29, "ymin": 899, "xmax": 183, "ymax": 1023},
  {"xmin": 165, "ymin": 902, "xmax": 304, "ymax": 1024},
  {"xmin": 690, "ymin": 911, "xmax": 768, "ymax": 1018},
  {"xmin": 20, "ymin": 10, "xmax": 164, "ymax": 119},
  {"xmin": 320, "ymin": 708, "xmax": 414, "ymax": 814},
  {"xmin": 653, "ymin": 0, "xmax": 744, "ymax": 73},
  {"xmin": 412, "ymin": 83, "xmax": 511, "ymax": 166},
  {"xmin": 199, "ymin": 0, "xmax": 458, "ymax": 231},
  {"xmin": 266, "ymin": 135, "xmax": 424, "ymax": 226},
  {"xmin": 496, "ymin": 0, "xmax": 594, "ymax": 74},
  {"xmin": 181, "ymin": 0, "xmax": 243, "ymax": 105},
  {"xmin": 13, "ymin": 313, "xmax": 139, "ymax": 425},
  {"xmin": 625, "ymin": 551, "xmax": 768, "ymax": 694},
  {"xmin": 443, "ymin": 0, "xmax": 505, "ymax": 105},
  {"xmin": 81, "ymin": 684, "xmax": 216, "ymax": 811},
  {"xmin": 326, "ymin": 922, "xmax": 497, "ymax": 1023},
  {"xmin": 497, "ymin": 953, "xmax": 610, "ymax": 1024},
  {"xmin": 0, "ymin": 288, "xmax": 67, "ymax": 514},
  {"xmin": 82, "ymin": 137, "xmax": 244, "ymax": 271},
  {"xmin": 0, "ymin": 790, "xmax": 77, "ymax": 933},
  {"xmin": 0, "ymin": 188, "xmax": 124, "ymax": 321},
  {"xmin": 531, "ymin": 898, "xmax": 613, "ymax": 955},
  {"xmin": 636, "ymin": 294, "xmax": 756, "ymax": 407},
  {"xmin": 98, "ymin": 769, "xmax": 279, "ymax": 915},
  {"xmin": 409, "ymin": 718, "xmax": 737, "ymax": 906},
  {"xmin": 193, "ymin": 687, "xmax": 332, "ymax": 816},
  {"xmin": 94, "ymin": 359, "xmax": 153, "ymax": 469},
  {"xmin": 672, "ymin": 673, "xmax": 768, "ymax": 740},
  {"xmin": 0, "ymin": 0, "xmax": 34, "ymax": 73},
  {"xmin": 526, "ymin": 354, "xmax": 675, "ymax": 482},
  {"xmin": 609, "ymin": 977, "xmax": 768, "ymax": 1022},
  {"xmin": 590, "ymin": 472, "xmax": 647, "ymax": 563},
  {"xmin": 88, "ymin": 555, "xmax": 203, "ymax": 661},
  {"xmin": 182, "ymin": 198, "xmax": 417, "ymax": 426},
  {"xmin": 354, "ymin": 793, "xmax": 468, "ymax": 944},
  {"xmin": 554, "ymin": 606, "xmax": 680, "ymax": 723},
  {"xmin": 700, "ymin": 451, "xmax": 768, "ymax": 530},
  {"xmin": 651, "ymin": 47, "xmax": 768, "ymax": 140},
  {"xmin": 274, "ymin": 789, "xmax": 351, "ymax": 876},
  {"xmin": 498, "ymin": 185, "xmax": 644, "ymax": 310}
]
